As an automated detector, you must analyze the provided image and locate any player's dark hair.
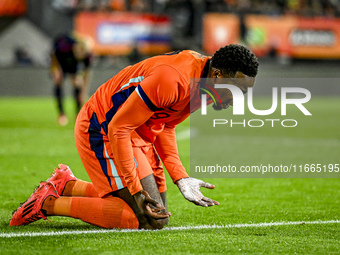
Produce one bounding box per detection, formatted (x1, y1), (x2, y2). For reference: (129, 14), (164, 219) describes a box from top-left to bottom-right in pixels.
(211, 44), (259, 77)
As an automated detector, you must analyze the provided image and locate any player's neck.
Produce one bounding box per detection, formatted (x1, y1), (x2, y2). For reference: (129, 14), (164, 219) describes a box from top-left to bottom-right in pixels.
(201, 59), (210, 78)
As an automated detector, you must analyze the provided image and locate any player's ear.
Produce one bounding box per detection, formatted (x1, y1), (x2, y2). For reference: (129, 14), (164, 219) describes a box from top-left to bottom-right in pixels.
(214, 69), (220, 78)
(213, 68), (222, 78)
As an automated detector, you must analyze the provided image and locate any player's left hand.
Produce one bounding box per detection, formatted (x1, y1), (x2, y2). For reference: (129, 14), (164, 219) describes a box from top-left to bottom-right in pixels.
(133, 190), (171, 219)
(176, 177), (219, 207)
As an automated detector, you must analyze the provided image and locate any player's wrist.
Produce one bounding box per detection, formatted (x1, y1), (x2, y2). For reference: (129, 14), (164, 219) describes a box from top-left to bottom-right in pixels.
(133, 190), (146, 201)
(175, 178), (185, 185)
(175, 177), (190, 185)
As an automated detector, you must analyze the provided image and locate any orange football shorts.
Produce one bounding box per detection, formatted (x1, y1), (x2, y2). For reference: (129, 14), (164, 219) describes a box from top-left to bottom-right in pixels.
(74, 102), (166, 198)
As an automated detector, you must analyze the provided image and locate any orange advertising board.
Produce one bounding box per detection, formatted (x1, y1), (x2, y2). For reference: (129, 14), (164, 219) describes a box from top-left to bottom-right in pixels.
(203, 13), (340, 59)
(0, 0), (27, 16)
(290, 17), (340, 58)
(203, 13), (239, 55)
(74, 12), (172, 56)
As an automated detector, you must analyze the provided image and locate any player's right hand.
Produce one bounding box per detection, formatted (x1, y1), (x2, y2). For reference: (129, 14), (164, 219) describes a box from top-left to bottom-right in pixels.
(133, 190), (171, 219)
(176, 177), (219, 207)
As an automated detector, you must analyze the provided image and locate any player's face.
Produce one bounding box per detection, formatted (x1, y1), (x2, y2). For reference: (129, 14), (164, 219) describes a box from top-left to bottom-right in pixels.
(208, 70), (255, 110)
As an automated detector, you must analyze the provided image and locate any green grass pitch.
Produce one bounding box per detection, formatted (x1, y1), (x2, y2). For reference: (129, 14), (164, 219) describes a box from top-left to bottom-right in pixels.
(0, 97), (339, 254)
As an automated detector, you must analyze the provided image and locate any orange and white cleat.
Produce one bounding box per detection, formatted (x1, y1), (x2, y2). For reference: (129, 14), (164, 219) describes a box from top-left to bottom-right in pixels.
(46, 164), (77, 195)
(10, 182), (59, 226)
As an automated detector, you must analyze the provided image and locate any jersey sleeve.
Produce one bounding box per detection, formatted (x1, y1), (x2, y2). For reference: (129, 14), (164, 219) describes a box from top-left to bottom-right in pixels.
(136, 65), (186, 110)
(108, 92), (155, 195)
(154, 124), (189, 183)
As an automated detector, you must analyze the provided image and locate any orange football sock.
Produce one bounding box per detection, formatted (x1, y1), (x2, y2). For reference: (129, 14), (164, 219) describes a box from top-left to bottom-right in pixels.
(51, 196), (139, 229)
(62, 180), (99, 197)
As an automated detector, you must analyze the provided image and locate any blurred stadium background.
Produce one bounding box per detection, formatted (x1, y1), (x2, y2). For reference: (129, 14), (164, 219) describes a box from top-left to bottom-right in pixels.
(0, 0), (340, 98)
(0, 3), (339, 253)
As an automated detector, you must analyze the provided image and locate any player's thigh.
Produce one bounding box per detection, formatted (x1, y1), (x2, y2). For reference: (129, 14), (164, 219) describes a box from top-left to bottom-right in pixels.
(74, 106), (121, 197)
(75, 112), (163, 199)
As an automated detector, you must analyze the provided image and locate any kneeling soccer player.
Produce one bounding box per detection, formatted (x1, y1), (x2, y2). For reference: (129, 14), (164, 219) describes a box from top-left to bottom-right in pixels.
(10, 44), (259, 229)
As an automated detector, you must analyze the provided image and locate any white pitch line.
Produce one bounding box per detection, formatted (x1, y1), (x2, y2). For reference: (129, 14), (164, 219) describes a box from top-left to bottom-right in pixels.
(1, 220), (339, 238)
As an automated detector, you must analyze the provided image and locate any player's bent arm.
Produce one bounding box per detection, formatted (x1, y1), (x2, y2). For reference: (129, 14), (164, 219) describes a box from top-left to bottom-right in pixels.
(154, 125), (189, 183)
(154, 126), (219, 207)
(108, 92), (154, 196)
(108, 92), (171, 220)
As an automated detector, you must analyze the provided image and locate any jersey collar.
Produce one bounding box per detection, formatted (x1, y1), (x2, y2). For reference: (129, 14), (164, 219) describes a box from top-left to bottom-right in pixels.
(201, 59), (210, 79)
